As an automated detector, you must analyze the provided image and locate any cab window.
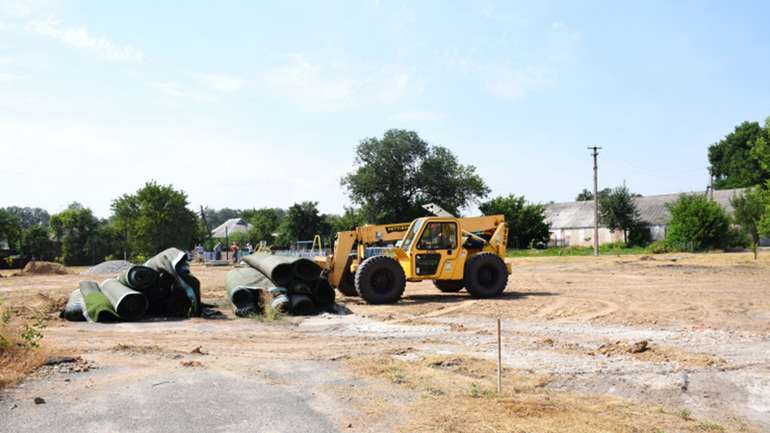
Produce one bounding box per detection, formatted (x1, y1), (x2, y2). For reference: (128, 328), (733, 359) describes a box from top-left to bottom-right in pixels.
(400, 219), (423, 251)
(416, 222), (457, 250)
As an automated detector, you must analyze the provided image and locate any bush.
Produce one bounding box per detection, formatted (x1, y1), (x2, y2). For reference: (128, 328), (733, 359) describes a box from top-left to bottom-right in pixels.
(479, 195), (550, 249)
(665, 194), (731, 251)
(628, 223), (653, 247)
(646, 240), (671, 254)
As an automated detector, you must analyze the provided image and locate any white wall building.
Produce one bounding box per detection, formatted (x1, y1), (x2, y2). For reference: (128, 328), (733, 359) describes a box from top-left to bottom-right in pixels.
(544, 189), (745, 247)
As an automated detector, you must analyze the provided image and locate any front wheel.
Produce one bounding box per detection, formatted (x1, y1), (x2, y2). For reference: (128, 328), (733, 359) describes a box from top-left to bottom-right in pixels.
(355, 256), (406, 304)
(464, 253), (508, 298)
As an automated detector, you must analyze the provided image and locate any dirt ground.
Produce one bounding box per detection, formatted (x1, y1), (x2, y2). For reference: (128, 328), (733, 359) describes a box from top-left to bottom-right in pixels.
(1, 252), (769, 432)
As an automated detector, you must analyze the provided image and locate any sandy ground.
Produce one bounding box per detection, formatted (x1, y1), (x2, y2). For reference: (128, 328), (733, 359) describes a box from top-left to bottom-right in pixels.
(1, 252), (769, 432)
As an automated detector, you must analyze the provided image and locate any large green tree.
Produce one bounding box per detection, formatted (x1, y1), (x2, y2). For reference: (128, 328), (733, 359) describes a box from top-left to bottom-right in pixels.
(243, 208), (285, 244)
(0, 209), (22, 251)
(49, 203), (100, 265)
(20, 224), (54, 261)
(599, 185), (641, 246)
(731, 187), (767, 259)
(479, 195), (550, 249)
(665, 194), (731, 251)
(342, 129), (489, 223)
(276, 202), (329, 246)
(708, 119), (770, 189)
(575, 188), (610, 202)
(750, 117), (770, 174)
(325, 207), (366, 234)
(112, 182), (199, 257)
(3, 207), (50, 229)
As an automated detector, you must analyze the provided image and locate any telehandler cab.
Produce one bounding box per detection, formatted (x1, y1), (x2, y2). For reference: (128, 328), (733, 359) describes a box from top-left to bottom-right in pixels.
(318, 214), (510, 304)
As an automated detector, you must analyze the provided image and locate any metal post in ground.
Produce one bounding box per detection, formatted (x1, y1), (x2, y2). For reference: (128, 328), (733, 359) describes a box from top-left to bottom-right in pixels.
(497, 317), (502, 393)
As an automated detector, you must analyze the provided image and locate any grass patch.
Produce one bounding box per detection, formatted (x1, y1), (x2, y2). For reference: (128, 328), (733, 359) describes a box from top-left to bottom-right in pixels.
(698, 421), (725, 432)
(0, 300), (47, 388)
(347, 353), (745, 433)
(507, 243), (649, 257)
(254, 292), (283, 322)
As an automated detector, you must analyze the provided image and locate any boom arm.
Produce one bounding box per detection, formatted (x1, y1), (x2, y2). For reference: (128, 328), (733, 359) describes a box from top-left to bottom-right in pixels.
(322, 222), (410, 288)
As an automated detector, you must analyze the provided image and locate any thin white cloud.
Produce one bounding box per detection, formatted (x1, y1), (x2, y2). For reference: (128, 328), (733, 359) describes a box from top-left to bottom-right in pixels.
(25, 19), (143, 62)
(264, 55), (353, 102)
(149, 81), (215, 104)
(0, 57), (13, 64)
(391, 110), (446, 122)
(481, 65), (553, 100)
(261, 54), (420, 110)
(551, 20), (580, 41)
(198, 73), (245, 93)
(151, 81), (188, 98)
(0, 72), (18, 82)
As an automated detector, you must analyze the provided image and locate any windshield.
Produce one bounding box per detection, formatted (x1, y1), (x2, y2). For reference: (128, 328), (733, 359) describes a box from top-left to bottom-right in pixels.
(400, 219), (424, 251)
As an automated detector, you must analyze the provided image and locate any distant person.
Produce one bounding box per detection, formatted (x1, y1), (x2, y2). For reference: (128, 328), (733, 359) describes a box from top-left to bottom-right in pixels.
(213, 242), (222, 261)
(230, 242), (239, 263)
(245, 242), (254, 255)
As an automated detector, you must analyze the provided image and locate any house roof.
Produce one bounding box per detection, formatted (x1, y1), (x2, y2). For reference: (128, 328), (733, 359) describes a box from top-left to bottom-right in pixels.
(211, 218), (253, 238)
(544, 188), (745, 230)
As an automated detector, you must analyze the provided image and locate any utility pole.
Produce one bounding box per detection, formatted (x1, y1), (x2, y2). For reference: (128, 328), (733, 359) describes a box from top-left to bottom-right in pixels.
(588, 146), (602, 256)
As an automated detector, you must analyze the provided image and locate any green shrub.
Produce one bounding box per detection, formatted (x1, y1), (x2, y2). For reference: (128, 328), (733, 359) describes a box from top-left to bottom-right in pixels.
(646, 240), (671, 254)
(665, 194), (731, 251)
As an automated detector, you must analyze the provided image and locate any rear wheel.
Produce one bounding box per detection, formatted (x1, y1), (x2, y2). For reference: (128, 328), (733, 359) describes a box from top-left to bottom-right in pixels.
(433, 280), (464, 293)
(355, 256), (406, 304)
(464, 253), (507, 298)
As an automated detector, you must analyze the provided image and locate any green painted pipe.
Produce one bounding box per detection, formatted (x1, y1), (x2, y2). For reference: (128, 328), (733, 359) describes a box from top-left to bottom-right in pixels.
(292, 258), (322, 282)
(225, 267), (271, 315)
(100, 278), (149, 321)
(144, 248), (200, 317)
(289, 294), (316, 316)
(243, 255), (294, 286)
(117, 265), (158, 291)
(60, 289), (86, 322)
(79, 280), (120, 323)
(311, 278), (335, 309)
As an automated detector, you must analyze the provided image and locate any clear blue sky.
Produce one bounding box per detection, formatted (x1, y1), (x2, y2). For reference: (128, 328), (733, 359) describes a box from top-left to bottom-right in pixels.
(1, 0), (768, 217)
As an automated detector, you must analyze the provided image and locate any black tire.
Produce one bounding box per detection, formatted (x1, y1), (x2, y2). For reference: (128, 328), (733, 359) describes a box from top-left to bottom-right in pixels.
(434, 280), (464, 293)
(464, 253), (508, 298)
(337, 271), (358, 296)
(336, 254), (358, 297)
(355, 255), (406, 304)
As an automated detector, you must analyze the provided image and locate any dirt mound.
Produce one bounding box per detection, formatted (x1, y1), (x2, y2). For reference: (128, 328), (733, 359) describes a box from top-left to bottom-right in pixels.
(22, 261), (68, 275)
(83, 260), (133, 275)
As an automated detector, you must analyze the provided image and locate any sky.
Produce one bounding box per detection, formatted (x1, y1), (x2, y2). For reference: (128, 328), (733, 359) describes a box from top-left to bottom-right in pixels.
(1, 0), (769, 218)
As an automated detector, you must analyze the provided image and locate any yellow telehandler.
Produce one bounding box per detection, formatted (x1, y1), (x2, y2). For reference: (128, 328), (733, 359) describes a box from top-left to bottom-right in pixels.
(317, 214), (510, 304)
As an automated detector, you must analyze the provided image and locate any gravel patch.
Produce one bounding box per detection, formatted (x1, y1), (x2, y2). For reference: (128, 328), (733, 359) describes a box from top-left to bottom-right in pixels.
(82, 260), (134, 275)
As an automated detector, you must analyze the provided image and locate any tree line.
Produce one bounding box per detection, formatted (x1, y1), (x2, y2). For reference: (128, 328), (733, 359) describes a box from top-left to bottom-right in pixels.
(3, 118), (768, 267)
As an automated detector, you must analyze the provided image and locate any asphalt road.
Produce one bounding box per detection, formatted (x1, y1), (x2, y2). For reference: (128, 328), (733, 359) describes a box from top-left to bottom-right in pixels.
(1, 369), (342, 433)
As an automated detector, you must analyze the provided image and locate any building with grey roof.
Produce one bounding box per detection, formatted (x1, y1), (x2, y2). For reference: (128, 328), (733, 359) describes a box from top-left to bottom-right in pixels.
(543, 188), (745, 247)
(211, 218), (253, 239)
